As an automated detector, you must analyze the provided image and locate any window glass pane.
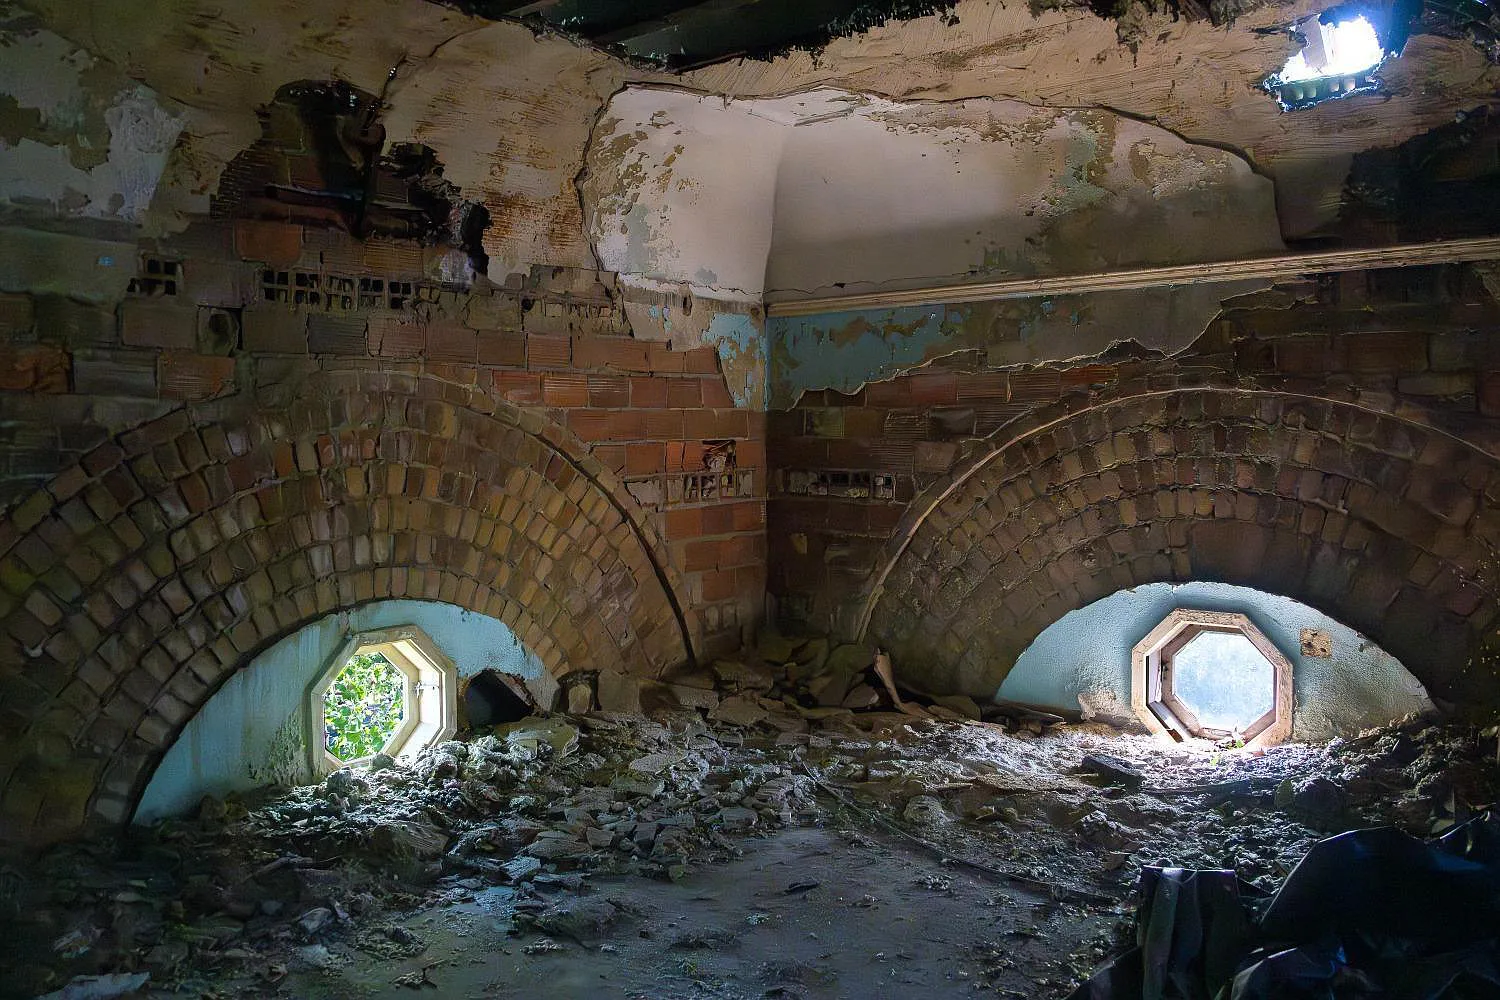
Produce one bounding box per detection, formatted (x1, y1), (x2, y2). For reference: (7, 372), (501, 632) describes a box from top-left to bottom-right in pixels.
(1171, 630), (1274, 732)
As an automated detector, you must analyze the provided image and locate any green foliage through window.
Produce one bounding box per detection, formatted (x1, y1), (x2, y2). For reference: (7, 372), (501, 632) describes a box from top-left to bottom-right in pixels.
(323, 651), (405, 762)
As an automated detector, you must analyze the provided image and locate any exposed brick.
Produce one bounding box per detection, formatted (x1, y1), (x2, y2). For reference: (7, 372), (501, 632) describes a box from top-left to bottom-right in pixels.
(625, 443), (663, 475)
(701, 377), (735, 408)
(241, 308), (308, 353)
(33, 296), (116, 347)
(307, 315), (368, 356)
(0, 292), (36, 340)
(542, 373), (588, 408)
(1479, 372), (1500, 417)
(369, 315), (423, 358)
(667, 378), (702, 408)
(120, 298), (196, 350)
(73, 349), (157, 397)
(234, 220), (303, 266)
(491, 371), (544, 405)
(0, 345), (68, 392)
(683, 348), (719, 375)
(1344, 331), (1428, 372)
(630, 376), (669, 408)
(159, 353), (236, 401)
(426, 319), (477, 363)
(587, 374), (630, 408)
(477, 332), (526, 367)
(527, 335), (571, 368)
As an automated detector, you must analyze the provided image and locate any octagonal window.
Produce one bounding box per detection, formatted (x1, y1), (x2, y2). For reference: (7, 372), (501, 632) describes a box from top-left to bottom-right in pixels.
(1168, 630), (1275, 734)
(1132, 609), (1293, 747)
(323, 651), (406, 762)
(306, 626), (458, 775)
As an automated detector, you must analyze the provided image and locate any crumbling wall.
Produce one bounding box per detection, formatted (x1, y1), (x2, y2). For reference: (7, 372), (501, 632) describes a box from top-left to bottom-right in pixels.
(132, 598), (545, 824)
(769, 265), (1500, 708)
(0, 211), (771, 849)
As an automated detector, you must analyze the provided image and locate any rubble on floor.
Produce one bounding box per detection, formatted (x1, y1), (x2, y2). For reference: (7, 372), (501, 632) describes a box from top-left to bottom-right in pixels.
(1, 641), (1496, 999)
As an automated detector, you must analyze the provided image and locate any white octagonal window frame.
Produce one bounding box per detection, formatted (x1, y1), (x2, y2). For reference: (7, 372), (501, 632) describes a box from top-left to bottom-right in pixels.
(307, 625), (458, 776)
(1131, 609), (1293, 748)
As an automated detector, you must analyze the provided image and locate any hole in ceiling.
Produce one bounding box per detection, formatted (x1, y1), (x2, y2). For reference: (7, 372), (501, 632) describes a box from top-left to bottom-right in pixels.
(1267, 14), (1389, 109)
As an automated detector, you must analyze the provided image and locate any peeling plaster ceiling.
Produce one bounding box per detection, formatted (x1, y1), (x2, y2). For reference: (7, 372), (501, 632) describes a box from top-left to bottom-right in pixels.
(1, 0), (1498, 281)
(583, 86), (1284, 301)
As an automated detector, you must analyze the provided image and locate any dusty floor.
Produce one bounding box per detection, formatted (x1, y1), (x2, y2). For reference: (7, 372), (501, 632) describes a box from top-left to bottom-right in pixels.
(276, 826), (1110, 999)
(3, 692), (1495, 1000)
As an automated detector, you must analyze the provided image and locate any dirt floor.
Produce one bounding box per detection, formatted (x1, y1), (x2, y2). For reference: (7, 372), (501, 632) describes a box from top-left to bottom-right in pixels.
(3, 669), (1496, 999)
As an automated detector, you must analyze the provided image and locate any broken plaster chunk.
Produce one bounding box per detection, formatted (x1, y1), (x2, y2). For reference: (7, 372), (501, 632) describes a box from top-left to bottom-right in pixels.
(902, 795), (951, 825)
(711, 695), (769, 728)
(841, 684), (880, 710)
(1078, 753), (1145, 790)
(931, 694), (983, 721)
(596, 671), (643, 714)
(566, 681), (595, 715)
(711, 659), (775, 695)
(667, 683), (720, 711)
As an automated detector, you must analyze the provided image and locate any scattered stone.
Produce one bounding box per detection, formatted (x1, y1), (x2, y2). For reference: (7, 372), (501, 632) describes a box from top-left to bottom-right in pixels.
(629, 751), (685, 775)
(1079, 753), (1145, 789)
(297, 907), (334, 937)
(293, 943), (337, 968)
(371, 818), (449, 860)
(755, 628), (805, 664)
(530, 898), (623, 945)
(793, 637), (830, 673)
(717, 806), (760, 828)
(841, 683), (881, 710)
(824, 643), (872, 678)
(523, 835), (591, 860)
(497, 717), (579, 756)
(500, 857), (543, 883)
(1291, 776), (1346, 820)
(596, 671), (643, 714)
(808, 670), (854, 707)
(932, 694), (983, 721)
(712, 660), (776, 695)
(903, 795), (951, 825)
(712, 695), (770, 728)
(667, 683), (720, 711)
(36, 973), (151, 1000)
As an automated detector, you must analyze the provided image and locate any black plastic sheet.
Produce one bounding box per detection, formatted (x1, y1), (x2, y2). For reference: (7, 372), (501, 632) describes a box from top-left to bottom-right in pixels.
(1068, 812), (1500, 1000)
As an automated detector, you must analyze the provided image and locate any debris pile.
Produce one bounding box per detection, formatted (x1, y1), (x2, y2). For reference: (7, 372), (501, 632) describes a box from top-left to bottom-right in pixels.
(1, 641), (1495, 999)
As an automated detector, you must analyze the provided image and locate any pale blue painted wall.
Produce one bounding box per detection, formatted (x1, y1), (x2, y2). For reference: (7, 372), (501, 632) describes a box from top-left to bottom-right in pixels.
(999, 581), (1432, 741)
(134, 600), (542, 824)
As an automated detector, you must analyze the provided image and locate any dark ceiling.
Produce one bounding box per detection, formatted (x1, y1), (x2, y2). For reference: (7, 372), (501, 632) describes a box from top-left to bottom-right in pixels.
(445, 0), (958, 71)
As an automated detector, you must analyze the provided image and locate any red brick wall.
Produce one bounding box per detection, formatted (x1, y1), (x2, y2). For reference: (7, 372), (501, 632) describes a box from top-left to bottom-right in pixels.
(0, 219), (764, 847)
(769, 266), (1500, 706)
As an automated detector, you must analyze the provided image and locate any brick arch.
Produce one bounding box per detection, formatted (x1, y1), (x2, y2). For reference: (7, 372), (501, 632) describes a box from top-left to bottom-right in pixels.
(860, 383), (1500, 707)
(0, 368), (694, 847)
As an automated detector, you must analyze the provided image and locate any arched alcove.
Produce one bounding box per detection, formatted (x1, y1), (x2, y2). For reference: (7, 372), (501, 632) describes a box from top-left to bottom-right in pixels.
(0, 368), (696, 848)
(1000, 581), (1433, 743)
(133, 599), (547, 824)
(859, 384), (1500, 706)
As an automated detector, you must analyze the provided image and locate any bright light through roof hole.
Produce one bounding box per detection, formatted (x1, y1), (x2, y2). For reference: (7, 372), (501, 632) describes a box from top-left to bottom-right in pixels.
(1278, 16), (1383, 83)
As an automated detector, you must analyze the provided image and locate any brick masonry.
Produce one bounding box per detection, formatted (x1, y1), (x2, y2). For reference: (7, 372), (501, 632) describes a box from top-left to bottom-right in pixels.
(0, 219), (764, 848)
(769, 267), (1500, 707)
